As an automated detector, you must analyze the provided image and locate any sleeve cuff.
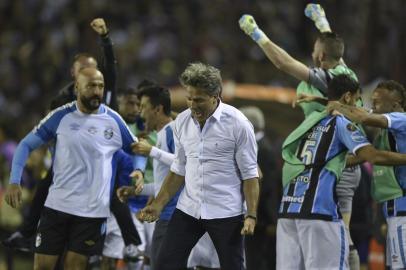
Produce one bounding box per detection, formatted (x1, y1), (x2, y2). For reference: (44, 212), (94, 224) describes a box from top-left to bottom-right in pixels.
(384, 114), (392, 128)
(353, 142), (371, 155)
(149, 146), (160, 159)
(170, 163), (186, 176)
(241, 169), (259, 181)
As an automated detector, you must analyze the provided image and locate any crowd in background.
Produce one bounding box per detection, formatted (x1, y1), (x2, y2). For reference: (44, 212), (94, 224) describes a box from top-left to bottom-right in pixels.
(0, 0), (403, 269)
(0, 0), (404, 137)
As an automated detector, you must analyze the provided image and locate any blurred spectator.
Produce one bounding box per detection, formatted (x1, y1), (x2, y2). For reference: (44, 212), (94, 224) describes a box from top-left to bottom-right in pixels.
(240, 106), (281, 270)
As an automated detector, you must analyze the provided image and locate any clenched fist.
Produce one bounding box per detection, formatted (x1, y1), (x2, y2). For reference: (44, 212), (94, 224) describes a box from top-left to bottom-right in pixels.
(90, 18), (108, 35)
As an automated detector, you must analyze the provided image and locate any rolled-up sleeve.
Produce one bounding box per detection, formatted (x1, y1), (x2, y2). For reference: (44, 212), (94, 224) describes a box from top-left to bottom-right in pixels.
(170, 121), (186, 176)
(235, 119), (259, 180)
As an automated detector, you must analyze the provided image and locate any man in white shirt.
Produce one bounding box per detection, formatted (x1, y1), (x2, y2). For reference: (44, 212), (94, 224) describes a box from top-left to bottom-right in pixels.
(4, 68), (146, 270)
(138, 63), (260, 270)
(119, 83), (221, 270)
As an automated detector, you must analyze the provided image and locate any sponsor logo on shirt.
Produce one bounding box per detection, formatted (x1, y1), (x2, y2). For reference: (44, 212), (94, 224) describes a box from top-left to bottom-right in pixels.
(292, 175), (310, 184)
(70, 123), (81, 131)
(88, 126), (98, 134)
(104, 128), (114, 140)
(351, 133), (365, 143)
(281, 195), (304, 203)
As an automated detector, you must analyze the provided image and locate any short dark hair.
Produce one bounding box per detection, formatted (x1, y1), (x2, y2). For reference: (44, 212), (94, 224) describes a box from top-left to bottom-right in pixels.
(377, 80), (406, 108)
(179, 62), (222, 96)
(317, 32), (344, 62)
(117, 87), (138, 98)
(137, 79), (157, 91)
(49, 94), (74, 110)
(327, 74), (360, 100)
(137, 85), (171, 116)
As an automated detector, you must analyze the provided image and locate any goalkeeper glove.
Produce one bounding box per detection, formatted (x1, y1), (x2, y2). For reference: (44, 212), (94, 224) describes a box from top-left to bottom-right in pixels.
(304, 4), (332, 33)
(239, 14), (269, 46)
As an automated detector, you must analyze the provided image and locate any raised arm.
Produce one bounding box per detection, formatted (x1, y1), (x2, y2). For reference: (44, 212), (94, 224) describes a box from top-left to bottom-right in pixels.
(5, 132), (46, 208)
(239, 15), (310, 82)
(90, 18), (118, 110)
(327, 101), (388, 128)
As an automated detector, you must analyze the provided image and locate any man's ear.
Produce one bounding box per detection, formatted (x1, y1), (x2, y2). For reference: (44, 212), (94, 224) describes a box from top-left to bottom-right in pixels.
(74, 82), (79, 95)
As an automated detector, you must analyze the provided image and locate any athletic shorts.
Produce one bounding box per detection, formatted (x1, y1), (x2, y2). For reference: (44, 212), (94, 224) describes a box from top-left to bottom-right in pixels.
(386, 216), (406, 269)
(276, 218), (349, 270)
(336, 165), (361, 213)
(34, 207), (106, 256)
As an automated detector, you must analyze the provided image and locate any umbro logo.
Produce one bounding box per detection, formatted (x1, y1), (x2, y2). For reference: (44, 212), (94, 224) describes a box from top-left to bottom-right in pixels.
(69, 123), (81, 131)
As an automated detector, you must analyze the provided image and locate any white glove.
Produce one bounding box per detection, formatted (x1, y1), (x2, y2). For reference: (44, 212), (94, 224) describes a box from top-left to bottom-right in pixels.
(304, 4), (332, 33)
(239, 14), (269, 45)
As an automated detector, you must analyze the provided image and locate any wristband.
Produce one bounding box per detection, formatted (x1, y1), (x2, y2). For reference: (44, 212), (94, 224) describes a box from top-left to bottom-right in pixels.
(245, 215), (257, 221)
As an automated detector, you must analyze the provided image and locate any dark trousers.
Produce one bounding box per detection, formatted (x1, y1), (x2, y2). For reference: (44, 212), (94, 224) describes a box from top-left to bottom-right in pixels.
(19, 169), (141, 246)
(155, 209), (244, 270)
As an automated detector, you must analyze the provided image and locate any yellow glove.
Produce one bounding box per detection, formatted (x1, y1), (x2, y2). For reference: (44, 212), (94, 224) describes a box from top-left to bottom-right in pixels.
(239, 14), (268, 45)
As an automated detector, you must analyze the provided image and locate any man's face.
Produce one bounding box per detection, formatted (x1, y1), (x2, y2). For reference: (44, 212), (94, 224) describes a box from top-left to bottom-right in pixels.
(339, 89), (361, 107)
(372, 87), (398, 114)
(118, 94), (139, 123)
(312, 39), (323, 68)
(139, 96), (157, 131)
(185, 86), (218, 124)
(71, 57), (98, 79)
(76, 71), (104, 111)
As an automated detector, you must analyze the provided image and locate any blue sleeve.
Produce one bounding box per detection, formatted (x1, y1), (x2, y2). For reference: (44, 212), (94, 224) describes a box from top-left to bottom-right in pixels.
(133, 155), (148, 172)
(335, 116), (370, 155)
(10, 132), (46, 184)
(385, 112), (406, 132)
(116, 151), (133, 187)
(165, 125), (175, 154)
(107, 110), (137, 154)
(33, 107), (69, 142)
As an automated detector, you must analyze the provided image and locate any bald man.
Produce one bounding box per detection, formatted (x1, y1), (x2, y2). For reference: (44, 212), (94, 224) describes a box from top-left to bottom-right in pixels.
(4, 68), (146, 270)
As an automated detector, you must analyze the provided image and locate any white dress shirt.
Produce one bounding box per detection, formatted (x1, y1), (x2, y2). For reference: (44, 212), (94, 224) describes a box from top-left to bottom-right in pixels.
(171, 101), (258, 219)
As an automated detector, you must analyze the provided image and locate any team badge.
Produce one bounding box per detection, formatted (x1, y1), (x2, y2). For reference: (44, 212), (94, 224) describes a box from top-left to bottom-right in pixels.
(104, 128), (114, 140)
(35, 233), (41, 247)
(346, 123), (357, 132)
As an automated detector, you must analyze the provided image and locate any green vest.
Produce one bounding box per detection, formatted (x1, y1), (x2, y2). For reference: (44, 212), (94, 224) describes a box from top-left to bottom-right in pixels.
(128, 124), (157, 185)
(372, 128), (404, 202)
(281, 111), (347, 188)
(297, 64), (360, 117)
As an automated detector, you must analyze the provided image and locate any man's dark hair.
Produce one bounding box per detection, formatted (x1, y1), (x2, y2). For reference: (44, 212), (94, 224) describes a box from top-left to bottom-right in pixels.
(317, 32), (344, 62)
(327, 74), (360, 100)
(137, 79), (157, 91)
(117, 87), (138, 98)
(50, 94), (74, 110)
(377, 80), (406, 108)
(137, 85), (171, 116)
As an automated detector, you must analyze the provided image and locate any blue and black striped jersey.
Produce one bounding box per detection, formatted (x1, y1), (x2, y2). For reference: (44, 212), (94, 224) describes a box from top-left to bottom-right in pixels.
(279, 115), (369, 221)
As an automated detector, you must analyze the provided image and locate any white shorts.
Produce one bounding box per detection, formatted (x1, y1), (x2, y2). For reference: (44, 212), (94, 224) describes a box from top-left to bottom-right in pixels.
(187, 233), (220, 268)
(276, 218), (349, 270)
(102, 213), (155, 259)
(386, 216), (406, 269)
(133, 215), (155, 257)
(103, 214), (125, 259)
